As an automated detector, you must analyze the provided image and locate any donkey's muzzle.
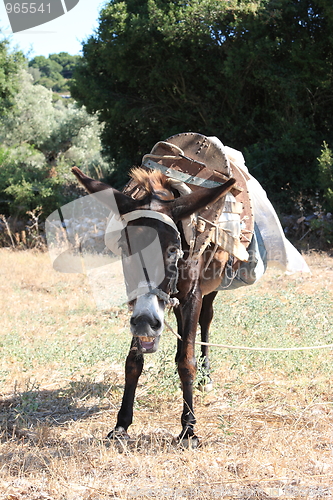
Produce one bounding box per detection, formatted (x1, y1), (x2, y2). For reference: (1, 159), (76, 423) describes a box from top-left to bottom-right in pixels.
(135, 335), (161, 354)
(130, 314), (161, 336)
(130, 314), (162, 353)
(130, 292), (165, 353)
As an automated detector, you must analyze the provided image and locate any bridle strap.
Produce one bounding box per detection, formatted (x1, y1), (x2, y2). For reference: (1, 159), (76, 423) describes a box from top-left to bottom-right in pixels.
(127, 287), (179, 307)
(121, 210), (181, 306)
(121, 209), (180, 237)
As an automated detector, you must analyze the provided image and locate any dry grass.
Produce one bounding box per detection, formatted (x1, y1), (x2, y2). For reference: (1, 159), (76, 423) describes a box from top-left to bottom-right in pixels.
(0, 249), (333, 499)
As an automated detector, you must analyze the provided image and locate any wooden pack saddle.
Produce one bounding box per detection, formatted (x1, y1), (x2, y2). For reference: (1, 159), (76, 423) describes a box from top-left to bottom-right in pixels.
(123, 133), (254, 263)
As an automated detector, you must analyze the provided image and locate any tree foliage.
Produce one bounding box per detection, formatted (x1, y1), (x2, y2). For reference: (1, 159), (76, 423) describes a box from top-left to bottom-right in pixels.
(28, 52), (81, 92)
(49, 52), (81, 79)
(71, 0), (333, 209)
(0, 70), (109, 217)
(318, 142), (333, 212)
(0, 38), (25, 115)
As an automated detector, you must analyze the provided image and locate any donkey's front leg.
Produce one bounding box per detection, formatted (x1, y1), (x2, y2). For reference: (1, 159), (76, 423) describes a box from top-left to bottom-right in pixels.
(107, 339), (143, 439)
(176, 292), (202, 446)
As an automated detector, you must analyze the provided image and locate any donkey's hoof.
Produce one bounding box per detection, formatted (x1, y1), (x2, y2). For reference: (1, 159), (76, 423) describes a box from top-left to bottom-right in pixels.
(106, 427), (130, 440)
(198, 382), (214, 392)
(176, 430), (199, 449)
(198, 378), (213, 393)
(177, 435), (199, 449)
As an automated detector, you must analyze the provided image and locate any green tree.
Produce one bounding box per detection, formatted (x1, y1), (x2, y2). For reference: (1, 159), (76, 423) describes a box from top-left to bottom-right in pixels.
(29, 55), (66, 90)
(71, 0), (333, 208)
(0, 70), (110, 217)
(2, 70), (55, 147)
(238, 0), (333, 208)
(27, 66), (41, 83)
(0, 143), (62, 217)
(49, 52), (81, 79)
(28, 52), (81, 92)
(0, 38), (25, 115)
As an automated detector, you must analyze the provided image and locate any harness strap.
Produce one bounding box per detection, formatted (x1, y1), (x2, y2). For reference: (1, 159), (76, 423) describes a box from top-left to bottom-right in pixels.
(127, 287), (179, 307)
(121, 209), (180, 237)
(197, 215), (249, 262)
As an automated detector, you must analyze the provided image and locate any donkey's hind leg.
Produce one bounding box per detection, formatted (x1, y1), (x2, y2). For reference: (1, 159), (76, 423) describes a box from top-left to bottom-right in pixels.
(198, 291), (218, 392)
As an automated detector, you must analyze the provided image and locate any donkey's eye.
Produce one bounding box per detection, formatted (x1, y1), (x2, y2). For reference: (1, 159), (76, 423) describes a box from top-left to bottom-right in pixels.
(167, 246), (179, 259)
(168, 246), (178, 253)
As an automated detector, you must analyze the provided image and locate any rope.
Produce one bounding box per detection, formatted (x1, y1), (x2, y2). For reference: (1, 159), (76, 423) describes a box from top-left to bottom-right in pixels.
(164, 320), (333, 352)
(218, 257), (238, 289)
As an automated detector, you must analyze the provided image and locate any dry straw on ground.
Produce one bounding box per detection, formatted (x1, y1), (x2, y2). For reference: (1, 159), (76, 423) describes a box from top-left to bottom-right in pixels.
(0, 249), (332, 499)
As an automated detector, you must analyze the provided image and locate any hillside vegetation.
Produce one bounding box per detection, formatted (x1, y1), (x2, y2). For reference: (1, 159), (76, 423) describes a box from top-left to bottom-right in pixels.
(0, 43), (111, 224)
(28, 52), (81, 93)
(1, 0), (333, 248)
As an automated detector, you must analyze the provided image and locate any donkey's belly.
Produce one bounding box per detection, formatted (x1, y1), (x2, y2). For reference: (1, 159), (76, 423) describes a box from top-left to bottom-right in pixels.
(200, 276), (223, 296)
(199, 252), (228, 296)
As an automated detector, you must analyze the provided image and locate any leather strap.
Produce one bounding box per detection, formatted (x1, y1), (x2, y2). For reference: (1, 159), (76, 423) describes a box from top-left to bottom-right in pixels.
(121, 209), (180, 236)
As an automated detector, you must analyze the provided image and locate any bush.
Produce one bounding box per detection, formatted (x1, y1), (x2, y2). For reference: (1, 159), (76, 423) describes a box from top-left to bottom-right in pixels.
(318, 142), (333, 213)
(0, 69), (112, 220)
(0, 144), (77, 218)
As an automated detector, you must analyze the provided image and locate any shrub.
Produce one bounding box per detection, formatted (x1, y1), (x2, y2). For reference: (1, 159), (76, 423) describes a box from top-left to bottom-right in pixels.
(0, 144), (75, 217)
(318, 142), (333, 213)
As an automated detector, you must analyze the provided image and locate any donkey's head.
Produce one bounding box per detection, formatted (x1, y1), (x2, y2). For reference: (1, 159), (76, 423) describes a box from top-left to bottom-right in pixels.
(72, 166), (235, 353)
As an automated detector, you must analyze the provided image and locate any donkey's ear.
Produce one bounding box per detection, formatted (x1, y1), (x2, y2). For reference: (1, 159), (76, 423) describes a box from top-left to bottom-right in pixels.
(170, 178), (236, 222)
(72, 167), (140, 215)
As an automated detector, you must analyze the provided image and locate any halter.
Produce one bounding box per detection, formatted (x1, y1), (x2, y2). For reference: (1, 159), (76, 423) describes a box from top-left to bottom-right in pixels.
(121, 209), (180, 237)
(121, 209), (182, 306)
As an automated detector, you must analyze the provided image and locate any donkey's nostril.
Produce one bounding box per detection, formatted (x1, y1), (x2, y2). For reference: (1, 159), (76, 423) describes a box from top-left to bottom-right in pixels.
(130, 314), (161, 331)
(130, 316), (137, 326)
(151, 318), (161, 331)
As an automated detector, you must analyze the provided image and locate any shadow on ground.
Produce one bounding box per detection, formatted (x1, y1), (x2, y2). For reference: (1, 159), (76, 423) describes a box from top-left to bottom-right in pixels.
(0, 380), (121, 442)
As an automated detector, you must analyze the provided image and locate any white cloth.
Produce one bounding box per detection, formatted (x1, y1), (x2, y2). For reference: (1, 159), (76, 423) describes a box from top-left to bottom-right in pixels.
(223, 144), (310, 274)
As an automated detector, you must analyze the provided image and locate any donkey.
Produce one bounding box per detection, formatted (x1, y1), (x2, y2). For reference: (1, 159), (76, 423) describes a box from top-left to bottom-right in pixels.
(72, 166), (236, 445)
